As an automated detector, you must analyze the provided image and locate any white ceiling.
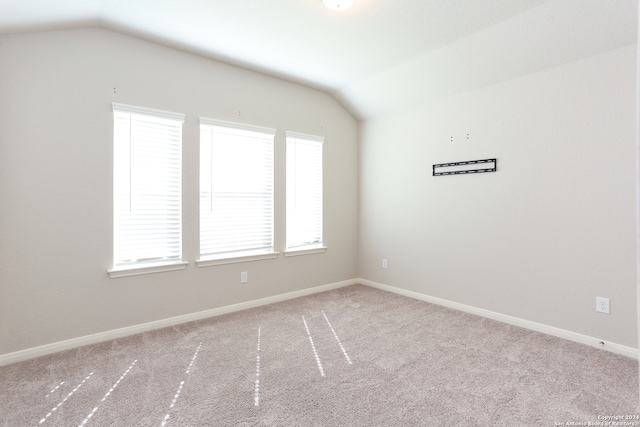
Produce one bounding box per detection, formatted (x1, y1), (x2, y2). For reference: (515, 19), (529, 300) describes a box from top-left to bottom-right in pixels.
(0, 0), (637, 119)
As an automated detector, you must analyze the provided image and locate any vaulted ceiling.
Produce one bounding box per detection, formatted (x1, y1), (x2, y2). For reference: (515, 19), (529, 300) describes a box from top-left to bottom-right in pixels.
(0, 0), (637, 119)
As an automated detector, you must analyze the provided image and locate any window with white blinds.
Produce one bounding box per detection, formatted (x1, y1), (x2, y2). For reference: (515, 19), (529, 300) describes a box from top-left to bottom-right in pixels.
(199, 119), (276, 262)
(286, 132), (324, 253)
(110, 103), (186, 276)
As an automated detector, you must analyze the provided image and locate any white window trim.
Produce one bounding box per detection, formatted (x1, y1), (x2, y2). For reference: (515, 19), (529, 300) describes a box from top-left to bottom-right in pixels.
(199, 117), (276, 137)
(112, 103), (185, 121)
(110, 103), (187, 277)
(196, 249), (280, 267)
(199, 118), (276, 262)
(108, 260), (189, 279)
(285, 131), (325, 253)
(285, 131), (324, 143)
(283, 245), (327, 257)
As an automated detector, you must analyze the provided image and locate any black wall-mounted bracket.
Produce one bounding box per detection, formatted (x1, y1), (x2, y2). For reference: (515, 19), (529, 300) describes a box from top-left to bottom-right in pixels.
(433, 158), (497, 176)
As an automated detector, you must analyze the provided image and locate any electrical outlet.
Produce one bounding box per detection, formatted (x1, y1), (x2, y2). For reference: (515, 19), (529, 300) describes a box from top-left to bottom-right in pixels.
(596, 297), (610, 314)
(241, 272), (248, 284)
(382, 259), (388, 269)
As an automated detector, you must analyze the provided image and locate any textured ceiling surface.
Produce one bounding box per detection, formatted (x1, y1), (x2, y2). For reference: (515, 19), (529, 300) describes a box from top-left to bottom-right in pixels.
(0, 0), (637, 119)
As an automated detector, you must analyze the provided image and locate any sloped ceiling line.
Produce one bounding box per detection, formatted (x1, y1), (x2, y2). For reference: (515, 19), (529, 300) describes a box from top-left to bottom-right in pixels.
(0, 0), (636, 120)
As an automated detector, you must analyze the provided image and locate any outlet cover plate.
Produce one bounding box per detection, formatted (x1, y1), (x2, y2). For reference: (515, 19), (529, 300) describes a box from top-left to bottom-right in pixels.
(596, 297), (610, 314)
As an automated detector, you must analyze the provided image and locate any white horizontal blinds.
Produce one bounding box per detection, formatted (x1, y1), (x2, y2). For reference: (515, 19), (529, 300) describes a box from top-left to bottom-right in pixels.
(113, 103), (184, 267)
(200, 119), (275, 257)
(286, 132), (324, 250)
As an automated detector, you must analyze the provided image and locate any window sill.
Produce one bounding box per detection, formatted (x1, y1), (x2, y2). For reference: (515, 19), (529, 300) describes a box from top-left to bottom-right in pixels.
(283, 246), (327, 257)
(196, 250), (280, 267)
(108, 260), (189, 278)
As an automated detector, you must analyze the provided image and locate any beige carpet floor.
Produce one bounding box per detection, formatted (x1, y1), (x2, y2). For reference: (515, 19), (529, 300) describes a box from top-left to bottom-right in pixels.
(1, 284), (638, 426)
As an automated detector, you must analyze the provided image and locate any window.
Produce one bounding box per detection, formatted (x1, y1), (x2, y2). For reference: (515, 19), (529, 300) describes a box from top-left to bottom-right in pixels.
(109, 103), (187, 278)
(198, 119), (277, 266)
(285, 132), (325, 255)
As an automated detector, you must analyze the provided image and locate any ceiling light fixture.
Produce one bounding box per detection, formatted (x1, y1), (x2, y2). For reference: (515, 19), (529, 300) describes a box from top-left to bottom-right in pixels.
(322, 0), (354, 11)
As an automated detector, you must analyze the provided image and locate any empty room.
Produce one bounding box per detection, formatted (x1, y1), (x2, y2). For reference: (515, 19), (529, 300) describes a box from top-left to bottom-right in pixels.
(1, 0), (639, 425)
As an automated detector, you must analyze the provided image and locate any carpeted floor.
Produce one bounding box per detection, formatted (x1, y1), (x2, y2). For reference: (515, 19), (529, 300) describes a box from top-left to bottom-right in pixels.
(1, 284), (638, 426)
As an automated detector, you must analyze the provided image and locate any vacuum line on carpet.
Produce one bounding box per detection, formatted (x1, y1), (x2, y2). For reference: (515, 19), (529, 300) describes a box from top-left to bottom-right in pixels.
(38, 371), (94, 425)
(78, 359), (137, 427)
(161, 381), (185, 427)
(302, 315), (325, 377)
(161, 342), (203, 426)
(186, 342), (203, 374)
(321, 310), (353, 365)
(254, 327), (261, 407)
(45, 381), (64, 398)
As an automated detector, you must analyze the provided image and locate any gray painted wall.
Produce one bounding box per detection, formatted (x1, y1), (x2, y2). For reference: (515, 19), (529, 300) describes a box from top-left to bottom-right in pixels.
(359, 45), (638, 348)
(0, 28), (359, 355)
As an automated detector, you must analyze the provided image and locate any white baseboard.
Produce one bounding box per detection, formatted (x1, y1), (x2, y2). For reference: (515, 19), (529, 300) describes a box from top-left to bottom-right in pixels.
(3, 278), (635, 366)
(359, 279), (639, 360)
(0, 279), (358, 366)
